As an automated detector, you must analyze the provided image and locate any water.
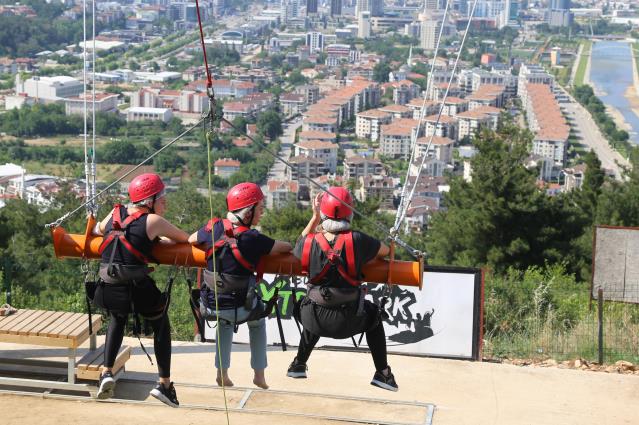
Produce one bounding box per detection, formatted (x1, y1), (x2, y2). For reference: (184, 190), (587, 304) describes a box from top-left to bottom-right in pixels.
(589, 41), (639, 144)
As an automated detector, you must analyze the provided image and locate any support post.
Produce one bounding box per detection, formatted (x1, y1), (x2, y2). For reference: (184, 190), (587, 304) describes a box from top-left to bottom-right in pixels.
(68, 348), (76, 384)
(597, 288), (604, 365)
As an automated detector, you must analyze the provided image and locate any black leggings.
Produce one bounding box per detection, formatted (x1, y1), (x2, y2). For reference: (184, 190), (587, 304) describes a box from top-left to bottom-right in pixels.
(104, 311), (172, 378)
(295, 301), (389, 372)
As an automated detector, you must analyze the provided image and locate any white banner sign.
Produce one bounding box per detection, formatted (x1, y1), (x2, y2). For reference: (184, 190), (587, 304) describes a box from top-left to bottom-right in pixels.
(205, 267), (483, 360)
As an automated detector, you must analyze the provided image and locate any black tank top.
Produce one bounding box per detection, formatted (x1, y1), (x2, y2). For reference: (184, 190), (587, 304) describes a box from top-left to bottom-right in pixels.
(100, 207), (154, 265)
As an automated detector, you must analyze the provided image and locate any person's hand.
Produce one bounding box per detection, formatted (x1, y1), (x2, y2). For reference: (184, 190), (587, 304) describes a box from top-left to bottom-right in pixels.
(312, 193), (322, 217)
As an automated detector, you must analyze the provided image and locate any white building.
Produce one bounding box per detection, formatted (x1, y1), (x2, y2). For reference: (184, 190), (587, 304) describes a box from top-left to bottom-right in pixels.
(126, 107), (173, 123)
(420, 19), (442, 51)
(355, 109), (392, 141)
(306, 32), (324, 52)
(358, 11), (372, 39)
(18, 76), (83, 101)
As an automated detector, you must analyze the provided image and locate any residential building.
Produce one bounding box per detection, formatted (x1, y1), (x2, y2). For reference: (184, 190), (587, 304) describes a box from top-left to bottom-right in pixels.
(298, 131), (338, 143)
(266, 179), (299, 209)
(295, 85), (320, 105)
(380, 118), (421, 159)
(456, 106), (500, 140)
(214, 158), (241, 178)
(306, 32), (324, 52)
(280, 93), (306, 116)
(423, 114), (458, 140)
(344, 156), (384, 180)
(357, 175), (394, 209)
(302, 115), (338, 133)
(355, 109), (392, 141)
(295, 140), (339, 173)
(287, 155), (326, 180)
(415, 136), (454, 163)
(377, 104), (412, 119)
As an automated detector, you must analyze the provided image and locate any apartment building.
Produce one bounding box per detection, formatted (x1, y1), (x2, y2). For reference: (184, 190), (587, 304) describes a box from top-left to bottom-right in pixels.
(357, 175), (394, 209)
(344, 156), (384, 180)
(355, 109), (392, 141)
(214, 158), (241, 178)
(295, 140), (339, 173)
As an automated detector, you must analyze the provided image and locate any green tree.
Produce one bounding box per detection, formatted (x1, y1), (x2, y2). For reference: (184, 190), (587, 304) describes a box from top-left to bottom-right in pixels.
(373, 61), (391, 83)
(257, 109), (283, 140)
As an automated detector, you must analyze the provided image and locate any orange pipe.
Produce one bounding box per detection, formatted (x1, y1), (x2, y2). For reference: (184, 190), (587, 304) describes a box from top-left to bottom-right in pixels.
(51, 226), (423, 288)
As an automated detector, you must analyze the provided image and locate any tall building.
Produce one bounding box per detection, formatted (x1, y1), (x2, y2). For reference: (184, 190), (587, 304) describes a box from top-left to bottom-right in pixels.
(550, 0), (570, 10)
(424, 0), (441, 11)
(281, 0), (300, 22)
(356, 0), (383, 17)
(306, 32), (324, 52)
(420, 19), (442, 50)
(358, 11), (372, 38)
(306, 0), (318, 14)
(330, 0), (342, 16)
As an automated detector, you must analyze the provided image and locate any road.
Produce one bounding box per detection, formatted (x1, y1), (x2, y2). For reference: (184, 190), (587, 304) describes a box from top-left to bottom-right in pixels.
(561, 90), (630, 179)
(261, 117), (301, 196)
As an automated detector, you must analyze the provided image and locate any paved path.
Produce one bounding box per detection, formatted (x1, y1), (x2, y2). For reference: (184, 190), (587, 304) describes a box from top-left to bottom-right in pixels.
(561, 89), (630, 179)
(1, 337), (638, 425)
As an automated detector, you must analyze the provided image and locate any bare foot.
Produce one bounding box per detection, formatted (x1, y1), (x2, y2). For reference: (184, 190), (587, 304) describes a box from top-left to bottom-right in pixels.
(253, 378), (269, 389)
(216, 375), (234, 387)
(253, 369), (268, 389)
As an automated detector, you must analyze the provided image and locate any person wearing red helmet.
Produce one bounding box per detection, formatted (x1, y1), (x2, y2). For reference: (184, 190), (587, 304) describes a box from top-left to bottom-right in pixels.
(287, 187), (398, 392)
(91, 173), (189, 406)
(189, 182), (291, 389)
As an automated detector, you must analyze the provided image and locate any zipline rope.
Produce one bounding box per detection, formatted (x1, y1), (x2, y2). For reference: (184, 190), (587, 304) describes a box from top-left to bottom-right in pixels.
(393, 0), (451, 234)
(45, 116), (207, 228)
(394, 0), (479, 231)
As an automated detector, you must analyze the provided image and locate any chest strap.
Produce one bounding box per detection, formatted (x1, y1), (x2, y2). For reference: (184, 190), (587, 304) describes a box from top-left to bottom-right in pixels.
(301, 232), (360, 287)
(98, 204), (151, 265)
(204, 218), (265, 280)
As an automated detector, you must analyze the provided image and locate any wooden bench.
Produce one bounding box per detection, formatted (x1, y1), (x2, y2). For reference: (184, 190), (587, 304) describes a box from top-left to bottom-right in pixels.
(0, 309), (107, 394)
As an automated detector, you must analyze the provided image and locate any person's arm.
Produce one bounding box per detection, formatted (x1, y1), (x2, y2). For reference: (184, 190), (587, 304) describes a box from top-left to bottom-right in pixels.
(93, 211), (113, 235)
(301, 193), (322, 237)
(146, 215), (189, 243)
(376, 242), (390, 258)
(270, 240), (292, 254)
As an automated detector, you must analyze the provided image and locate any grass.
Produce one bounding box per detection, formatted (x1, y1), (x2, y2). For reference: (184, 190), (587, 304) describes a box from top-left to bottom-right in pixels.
(573, 40), (592, 87)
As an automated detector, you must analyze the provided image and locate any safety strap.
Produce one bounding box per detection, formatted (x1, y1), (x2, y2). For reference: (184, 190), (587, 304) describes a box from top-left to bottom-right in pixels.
(302, 232), (360, 287)
(98, 205), (151, 265)
(205, 218), (263, 279)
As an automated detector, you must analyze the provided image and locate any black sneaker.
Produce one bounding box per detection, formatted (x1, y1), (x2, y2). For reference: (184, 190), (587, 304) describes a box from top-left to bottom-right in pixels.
(370, 367), (398, 392)
(286, 358), (308, 378)
(96, 371), (116, 400)
(150, 382), (179, 408)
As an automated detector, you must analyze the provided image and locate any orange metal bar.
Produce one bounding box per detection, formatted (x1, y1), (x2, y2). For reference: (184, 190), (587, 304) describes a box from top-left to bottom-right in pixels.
(51, 226), (423, 288)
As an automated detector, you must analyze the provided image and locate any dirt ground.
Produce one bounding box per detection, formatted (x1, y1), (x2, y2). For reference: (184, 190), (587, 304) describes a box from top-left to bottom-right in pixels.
(1, 336), (638, 425)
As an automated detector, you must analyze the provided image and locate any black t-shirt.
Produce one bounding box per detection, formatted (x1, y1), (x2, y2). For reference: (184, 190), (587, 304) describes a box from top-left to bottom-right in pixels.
(101, 208), (154, 265)
(196, 220), (276, 275)
(293, 230), (381, 288)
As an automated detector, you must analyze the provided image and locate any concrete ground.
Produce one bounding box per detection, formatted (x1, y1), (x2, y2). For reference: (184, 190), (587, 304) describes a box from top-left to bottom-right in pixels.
(1, 336), (638, 425)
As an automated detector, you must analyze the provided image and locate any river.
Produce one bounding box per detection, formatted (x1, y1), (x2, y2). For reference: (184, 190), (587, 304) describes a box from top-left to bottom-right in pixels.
(589, 40), (639, 144)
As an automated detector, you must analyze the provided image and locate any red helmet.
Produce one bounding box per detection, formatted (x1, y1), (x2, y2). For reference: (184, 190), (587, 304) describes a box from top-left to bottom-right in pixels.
(320, 187), (353, 220)
(227, 182), (264, 211)
(128, 173), (165, 203)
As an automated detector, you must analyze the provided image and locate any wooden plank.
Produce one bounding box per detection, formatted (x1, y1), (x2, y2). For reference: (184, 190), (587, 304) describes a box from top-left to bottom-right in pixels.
(86, 352), (105, 371)
(77, 348), (104, 370)
(57, 314), (92, 339)
(76, 346), (131, 381)
(47, 313), (85, 338)
(0, 310), (32, 331)
(5, 310), (44, 334)
(30, 311), (67, 336)
(39, 312), (77, 336)
(18, 310), (57, 336)
(7, 310), (46, 335)
(0, 332), (75, 348)
(70, 316), (102, 347)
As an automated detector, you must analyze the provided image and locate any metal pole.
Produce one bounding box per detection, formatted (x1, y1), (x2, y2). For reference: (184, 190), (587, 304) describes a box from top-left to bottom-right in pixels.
(597, 288), (604, 365)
